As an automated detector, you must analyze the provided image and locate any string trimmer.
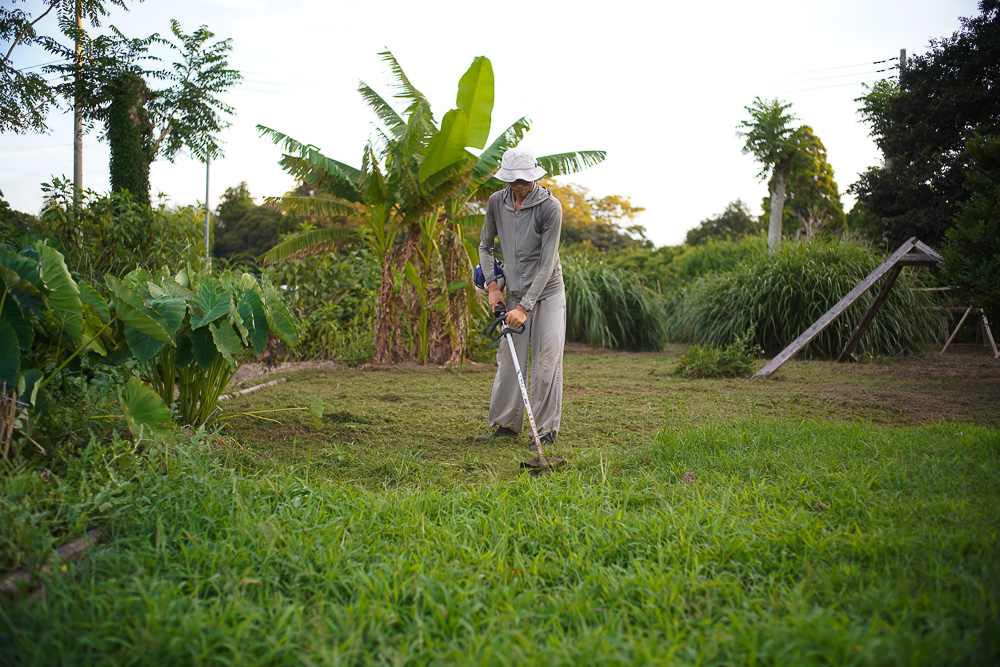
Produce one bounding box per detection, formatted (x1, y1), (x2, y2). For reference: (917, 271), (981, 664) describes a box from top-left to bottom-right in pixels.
(488, 305), (566, 477)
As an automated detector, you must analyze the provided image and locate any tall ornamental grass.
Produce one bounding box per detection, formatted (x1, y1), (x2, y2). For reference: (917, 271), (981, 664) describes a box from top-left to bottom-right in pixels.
(562, 256), (667, 351)
(667, 240), (942, 358)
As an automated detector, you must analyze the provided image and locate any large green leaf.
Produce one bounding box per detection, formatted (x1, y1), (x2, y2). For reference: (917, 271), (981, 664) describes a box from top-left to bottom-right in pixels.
(1, 289), (34, 350)
(358, 83), (405, 136)
(419, 109), (473, 183)
(79, 283), (110, 324)
(229, 300), (249, 345)
(472, 116), (531, 181)
(147, 297), (187, 337)
(237, 289), (268, 356)
(536, 151), (608, 176)
(0, 248), (41, 286)
(190, 283), (230, 329)
(81, 307), (108, 356)
(456, 56), (494, 149)
(261, 276), (298, 346)
(190, 326), (218, 370)
(106, 276), (173, 344)
(120, 377), (172, 440)
(259, 227), (354, 266)
(0, 319), (19, 389)
(35, 242), (82, 348)
(122, 268), (155, 291)
(124, 324), (167, 363)
(209, 321), (245, 369)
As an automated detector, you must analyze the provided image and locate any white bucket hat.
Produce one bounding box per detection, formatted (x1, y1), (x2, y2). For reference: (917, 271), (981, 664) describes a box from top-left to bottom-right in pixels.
(494, 147), (547, 183)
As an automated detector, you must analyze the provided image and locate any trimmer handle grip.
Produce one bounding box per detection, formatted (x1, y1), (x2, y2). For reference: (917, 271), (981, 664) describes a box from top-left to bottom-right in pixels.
(487, 304), (525, 341)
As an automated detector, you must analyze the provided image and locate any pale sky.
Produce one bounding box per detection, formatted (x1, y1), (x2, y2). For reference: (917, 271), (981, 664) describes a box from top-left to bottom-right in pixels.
(0, 0), (981, 247)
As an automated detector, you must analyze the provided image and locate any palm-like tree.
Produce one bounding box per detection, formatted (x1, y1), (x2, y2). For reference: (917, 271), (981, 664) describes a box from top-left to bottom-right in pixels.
(259, 52), (605, 365)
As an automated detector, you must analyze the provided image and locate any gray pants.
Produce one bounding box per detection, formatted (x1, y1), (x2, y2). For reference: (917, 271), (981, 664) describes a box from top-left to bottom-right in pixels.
(488, 290), (565, 438)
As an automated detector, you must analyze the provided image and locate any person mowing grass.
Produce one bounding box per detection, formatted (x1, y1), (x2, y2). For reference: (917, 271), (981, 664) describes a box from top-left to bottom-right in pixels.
(476, 147), (566, 447)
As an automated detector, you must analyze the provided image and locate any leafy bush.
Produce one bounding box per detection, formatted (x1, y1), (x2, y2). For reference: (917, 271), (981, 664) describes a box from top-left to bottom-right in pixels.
(675, 326), (763, 378)
(35, 178), (207, 283)
(667, 240), (941, 358)
(563, 256), (667, 351)
(941, 134), (1000, 327)
(264, 248), (378, 364)
(610, 236), (765, 295)
(664, 236), (766, 290)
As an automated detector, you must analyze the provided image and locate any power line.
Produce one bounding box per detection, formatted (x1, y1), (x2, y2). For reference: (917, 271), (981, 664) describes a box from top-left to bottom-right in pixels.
(766, 66), (897, 86)
(767, 57), (898, 77)
(15, 58), (70, 72)
(772, 76), (897, 95)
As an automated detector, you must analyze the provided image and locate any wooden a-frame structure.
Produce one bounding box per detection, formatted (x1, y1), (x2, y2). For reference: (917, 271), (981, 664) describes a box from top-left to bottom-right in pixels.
(754, 237), (944, 378)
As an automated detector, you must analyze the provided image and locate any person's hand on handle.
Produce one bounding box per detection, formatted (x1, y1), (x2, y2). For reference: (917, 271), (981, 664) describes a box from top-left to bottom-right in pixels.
(506, 305), (528, 328)
(488, 281), (505, 312)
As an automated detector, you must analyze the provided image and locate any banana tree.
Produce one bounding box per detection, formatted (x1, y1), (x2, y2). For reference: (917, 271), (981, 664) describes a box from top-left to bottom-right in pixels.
(258, 51), (605, 365)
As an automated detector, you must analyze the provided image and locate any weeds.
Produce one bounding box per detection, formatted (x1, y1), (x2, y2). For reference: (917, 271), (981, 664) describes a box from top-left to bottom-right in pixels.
(674, 325), (763, 378)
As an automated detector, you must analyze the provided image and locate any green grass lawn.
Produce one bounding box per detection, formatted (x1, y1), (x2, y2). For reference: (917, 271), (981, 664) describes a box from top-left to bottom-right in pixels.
(2, 346), (998, 664)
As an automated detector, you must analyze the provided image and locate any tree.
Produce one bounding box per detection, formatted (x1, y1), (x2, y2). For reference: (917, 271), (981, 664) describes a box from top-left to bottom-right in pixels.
(850, 1), (1000, 246)
(940, 134), (1000, 328)
(685, 199), (761, 246)
(540, 179), (647, 252)
(212, 183), (289, 265)
(0, 0), (133, 134)
(48, 19), (240, 202)
(760, 126), (845, 240)
(105, 70), (153, 200)
(258, 52), (605, 366)
(737, 97), (799, 249)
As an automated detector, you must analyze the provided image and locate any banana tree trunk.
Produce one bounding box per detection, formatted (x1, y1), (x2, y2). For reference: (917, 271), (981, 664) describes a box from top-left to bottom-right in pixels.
(371, 226), (471, 367)
(371, 258), (399, 365)
(427, 231), (470, 366)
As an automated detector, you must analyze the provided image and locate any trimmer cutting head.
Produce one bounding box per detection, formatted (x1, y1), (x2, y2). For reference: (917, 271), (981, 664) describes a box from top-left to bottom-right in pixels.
(520, 456), (567, 477)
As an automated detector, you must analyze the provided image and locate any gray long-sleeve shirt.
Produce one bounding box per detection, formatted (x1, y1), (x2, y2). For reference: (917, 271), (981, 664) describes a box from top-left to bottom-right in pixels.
(478, 184), (564, 312)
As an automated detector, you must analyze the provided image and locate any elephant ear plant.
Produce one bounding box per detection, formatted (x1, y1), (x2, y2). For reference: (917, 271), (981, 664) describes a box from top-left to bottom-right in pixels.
(1, 241), (135, 453)
(2, 241), (313, 459)
(110, 267), (303, 427)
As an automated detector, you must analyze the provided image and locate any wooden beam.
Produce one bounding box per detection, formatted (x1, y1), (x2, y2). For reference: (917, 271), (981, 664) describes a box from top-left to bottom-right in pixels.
(940, 306), (974, 355)
(913, 239), (944, 262)
(754, 238), (918, 378)
(838, 265), (903, 362)
(980, 312), (999, 358)
(899, 254), (944, 265)
(0, 528), (103, 600)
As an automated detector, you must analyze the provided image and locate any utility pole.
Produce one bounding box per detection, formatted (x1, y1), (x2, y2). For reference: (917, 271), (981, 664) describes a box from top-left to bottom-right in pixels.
(204, 155), (211, 265)
(899, 48), (907, 79)
(73, 0), (83, 206)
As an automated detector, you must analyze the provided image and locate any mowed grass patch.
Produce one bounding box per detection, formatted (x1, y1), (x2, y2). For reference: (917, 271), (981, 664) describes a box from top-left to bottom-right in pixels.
(215, 345), (1000, 488)
(3, 420), (997, 665)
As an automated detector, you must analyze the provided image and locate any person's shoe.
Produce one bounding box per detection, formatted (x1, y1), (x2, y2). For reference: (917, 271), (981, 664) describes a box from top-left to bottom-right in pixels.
(475, 426), (518, 443)
(533, 432), (556, 449)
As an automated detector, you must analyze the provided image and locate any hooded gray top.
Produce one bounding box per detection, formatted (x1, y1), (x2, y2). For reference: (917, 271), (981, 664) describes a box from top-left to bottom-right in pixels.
(478, 183), (564, 312)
